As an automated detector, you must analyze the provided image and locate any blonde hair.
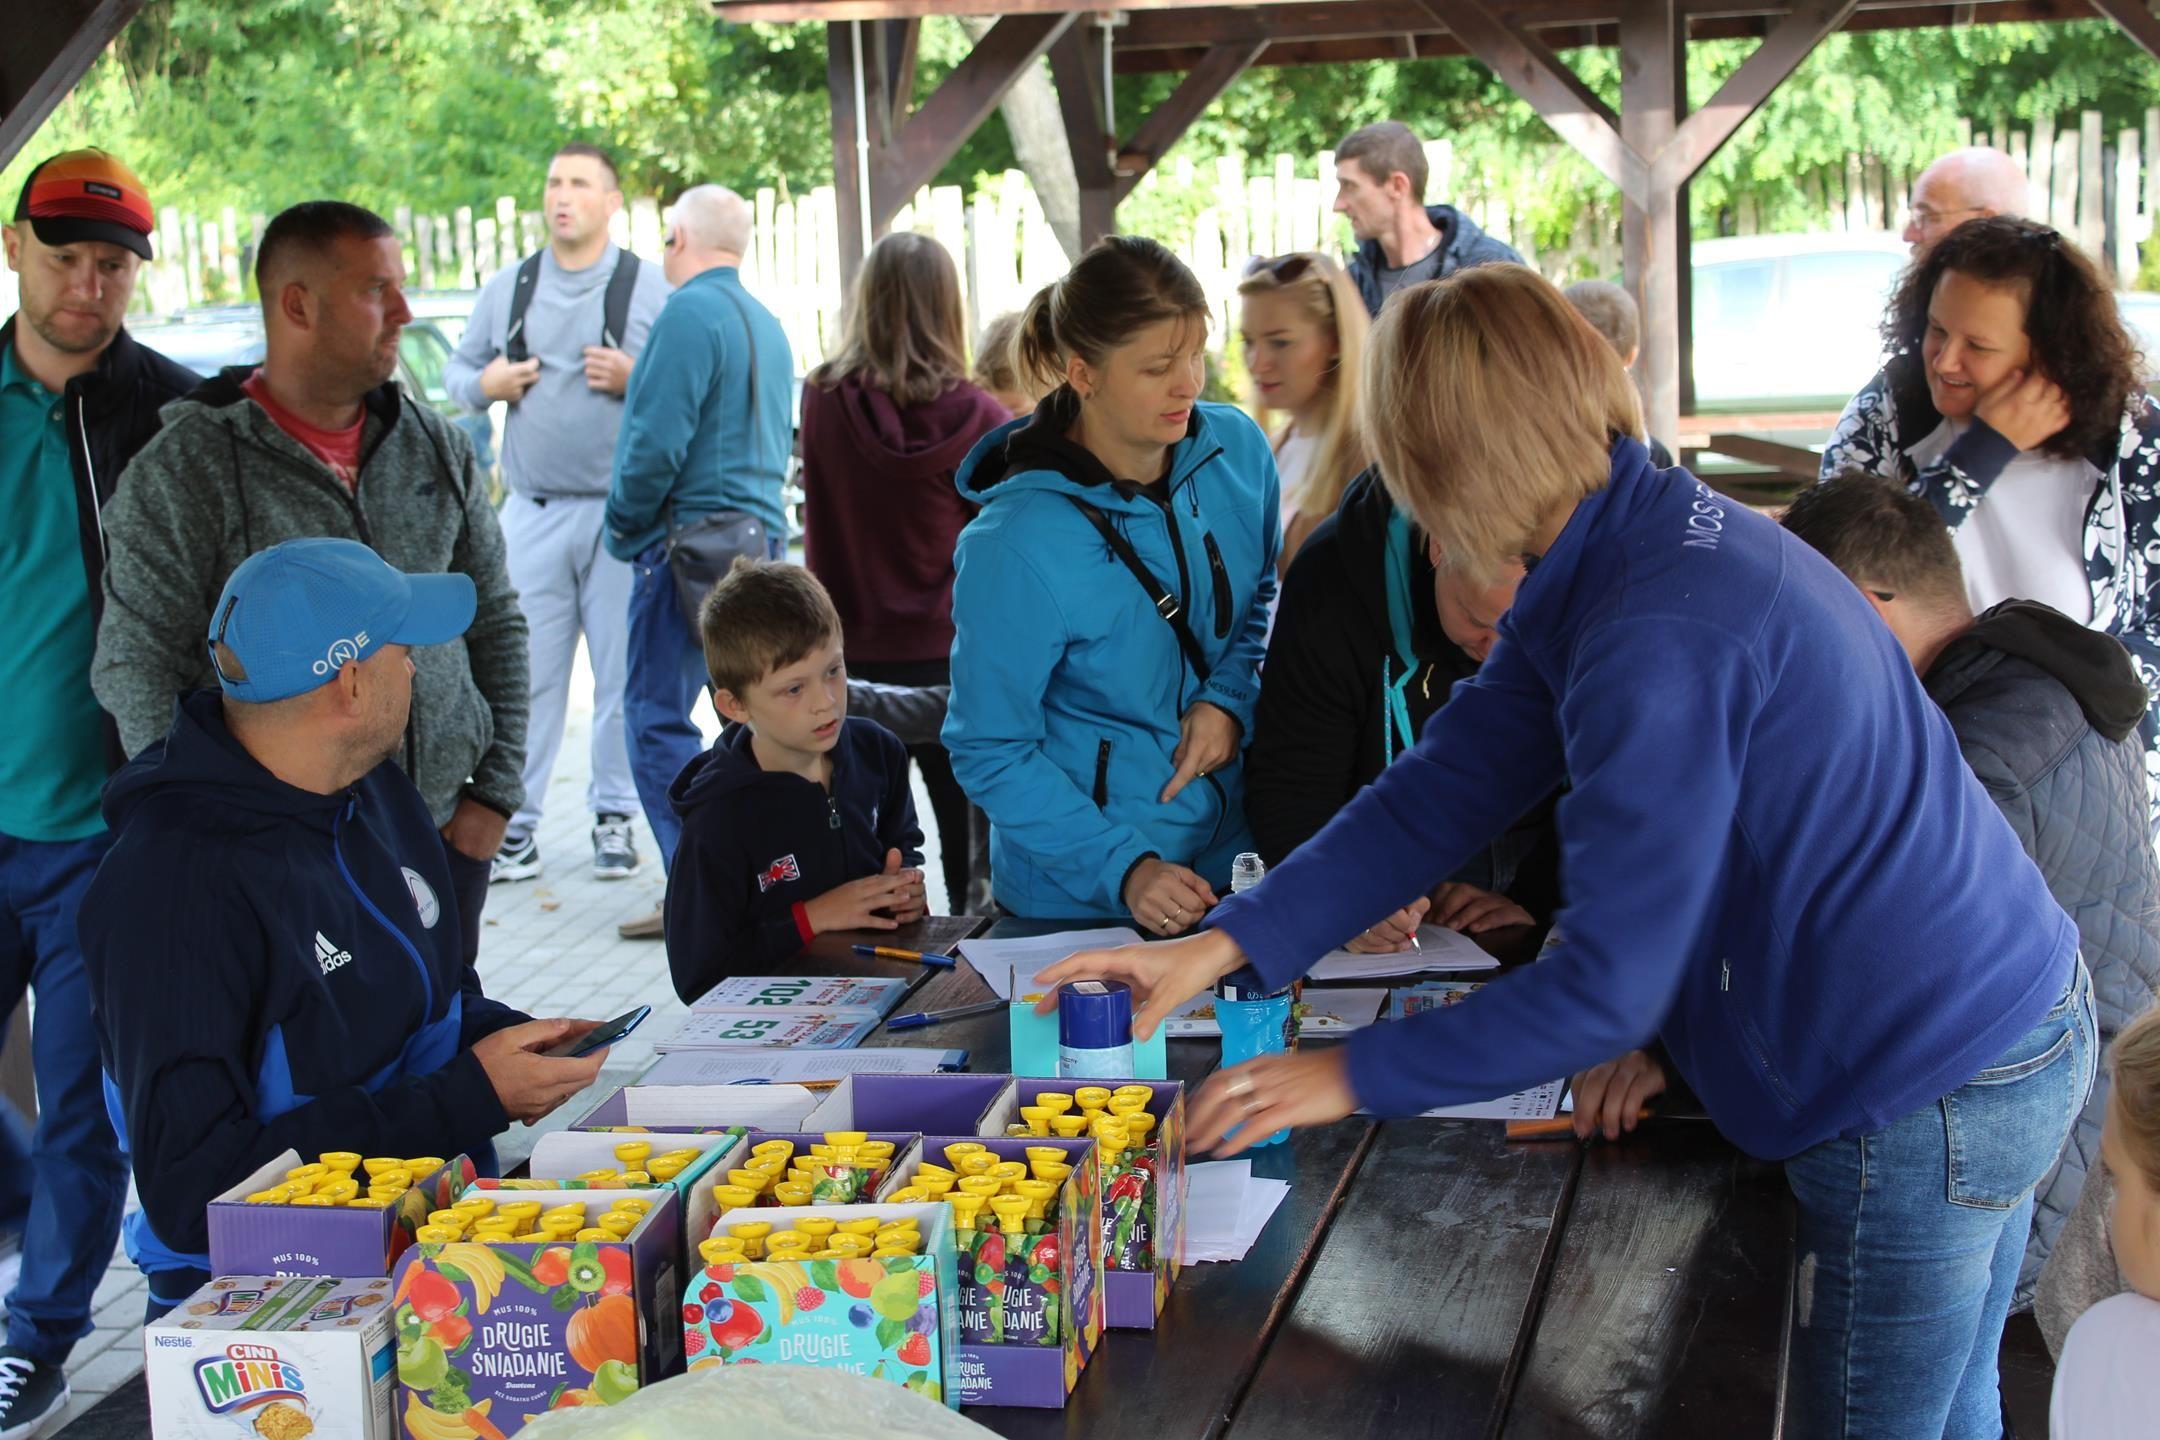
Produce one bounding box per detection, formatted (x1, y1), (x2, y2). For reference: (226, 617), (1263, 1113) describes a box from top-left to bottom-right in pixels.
(1363, 264), (1642, 582)
(973, 311), (1044, 407)
(1238, 252), (1370, 522)
(2114, 1005), (2160, 1195)
(809, 232), (970, 408)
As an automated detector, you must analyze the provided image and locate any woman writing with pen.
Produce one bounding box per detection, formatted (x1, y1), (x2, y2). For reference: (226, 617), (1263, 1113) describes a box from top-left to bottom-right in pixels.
(1041, 265), (2092, 1439)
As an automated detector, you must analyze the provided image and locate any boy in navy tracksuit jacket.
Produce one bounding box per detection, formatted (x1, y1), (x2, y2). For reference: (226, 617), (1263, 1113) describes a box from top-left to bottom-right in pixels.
(664, 561), (925, 1002)
(76, 541), (592, 1316)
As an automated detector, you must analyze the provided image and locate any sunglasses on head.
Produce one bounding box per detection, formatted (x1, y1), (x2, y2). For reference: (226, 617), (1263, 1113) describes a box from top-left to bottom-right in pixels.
(1244, 252), (1318, 283)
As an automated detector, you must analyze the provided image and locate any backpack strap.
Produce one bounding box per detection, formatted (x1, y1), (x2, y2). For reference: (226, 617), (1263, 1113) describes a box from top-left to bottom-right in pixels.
(601, 250), (642, 351)
(666, 277), (763, 536)
(1064, 495), (1212, 683)
(502, 252), (545, 363)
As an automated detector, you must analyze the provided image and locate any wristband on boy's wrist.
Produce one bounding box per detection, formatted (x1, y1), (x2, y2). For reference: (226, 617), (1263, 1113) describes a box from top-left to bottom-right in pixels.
(791, 902), (816, 948)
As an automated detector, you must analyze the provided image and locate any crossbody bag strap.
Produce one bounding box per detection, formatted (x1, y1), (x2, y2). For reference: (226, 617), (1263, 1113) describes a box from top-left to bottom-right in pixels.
(1064, 495), (1212, 683)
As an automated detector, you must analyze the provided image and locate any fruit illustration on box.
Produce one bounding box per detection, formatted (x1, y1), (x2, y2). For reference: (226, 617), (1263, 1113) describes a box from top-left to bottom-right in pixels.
(1104, 1153), (1156, 1269)
(393, 1238), (644, 1437)
(682, 1253), (942, 1402)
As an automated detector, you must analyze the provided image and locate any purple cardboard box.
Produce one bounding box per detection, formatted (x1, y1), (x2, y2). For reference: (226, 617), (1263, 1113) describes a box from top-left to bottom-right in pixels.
(803, 1073), (1012, 1136)
(389, 1185), (683, 1436)
(207, 1151), (474, 1280)
(1009, 1078), (1187, 1330)
(906, 1136), (1104, 1408)
(688, 1201), (962, 1408)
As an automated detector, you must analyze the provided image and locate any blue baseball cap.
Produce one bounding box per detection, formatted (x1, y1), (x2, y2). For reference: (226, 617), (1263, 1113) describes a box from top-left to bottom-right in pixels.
(206, 538), (477, 702)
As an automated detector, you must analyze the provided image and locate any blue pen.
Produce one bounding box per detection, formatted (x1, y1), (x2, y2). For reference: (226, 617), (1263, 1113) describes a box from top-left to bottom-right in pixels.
(850, 943), (956, 969)
(886, 999), (1005, 1030)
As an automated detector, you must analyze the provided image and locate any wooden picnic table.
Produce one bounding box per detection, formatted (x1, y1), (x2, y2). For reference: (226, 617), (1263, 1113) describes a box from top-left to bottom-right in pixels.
(58, 914), (1795, 1439)
(886, 917), (1793, 1440)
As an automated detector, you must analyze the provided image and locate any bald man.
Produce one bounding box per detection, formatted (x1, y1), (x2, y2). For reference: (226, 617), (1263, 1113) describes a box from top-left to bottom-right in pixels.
(1905, 146), (2028, 256)
(92, 200), (529, 968)
(605, 185), (794, 919)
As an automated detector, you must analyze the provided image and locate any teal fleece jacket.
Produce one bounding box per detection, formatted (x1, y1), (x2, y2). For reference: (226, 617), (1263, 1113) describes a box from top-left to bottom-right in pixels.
(605, 266), (792, 559)
(943, 394), (1280, 919)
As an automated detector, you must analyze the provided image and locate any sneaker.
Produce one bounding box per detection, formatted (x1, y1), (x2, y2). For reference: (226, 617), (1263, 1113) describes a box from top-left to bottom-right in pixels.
(490, 833), (540, 884)
(0, 1348), (68, 1440)
(591, 814), (642, 880)
(618, 907), (665, 941)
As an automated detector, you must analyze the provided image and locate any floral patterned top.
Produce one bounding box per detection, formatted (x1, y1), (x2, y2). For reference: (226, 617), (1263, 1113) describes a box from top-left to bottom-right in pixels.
(1821, 368), (2160, 824)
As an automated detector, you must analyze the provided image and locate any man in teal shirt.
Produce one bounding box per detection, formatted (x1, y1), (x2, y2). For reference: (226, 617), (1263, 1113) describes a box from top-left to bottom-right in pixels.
(605, 183), (792, 933)
(0, 149), (196, 1438)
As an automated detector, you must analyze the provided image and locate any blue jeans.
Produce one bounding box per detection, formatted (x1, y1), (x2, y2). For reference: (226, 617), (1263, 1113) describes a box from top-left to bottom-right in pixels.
(1784, 958), (2095, 1439)
(624, 537), (781, 871)
(0, 829), (128, 1365)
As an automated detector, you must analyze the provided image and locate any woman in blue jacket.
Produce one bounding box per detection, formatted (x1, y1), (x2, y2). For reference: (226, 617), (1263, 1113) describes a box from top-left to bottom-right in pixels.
(1044, 265), (2093, 1437)
(943, 237), (1279, 930)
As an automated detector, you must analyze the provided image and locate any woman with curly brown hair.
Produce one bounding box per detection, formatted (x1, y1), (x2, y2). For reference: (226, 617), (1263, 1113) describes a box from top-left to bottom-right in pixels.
(1821, 217), (2160, 818)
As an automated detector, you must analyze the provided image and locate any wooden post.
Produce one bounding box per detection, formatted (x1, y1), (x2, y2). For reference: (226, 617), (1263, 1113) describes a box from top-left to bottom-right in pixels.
(1049, 24), (1117, 247)
(0, 0), (145, 169)
(1620, 0), (1683, 448)
(829, 20), (870, 279)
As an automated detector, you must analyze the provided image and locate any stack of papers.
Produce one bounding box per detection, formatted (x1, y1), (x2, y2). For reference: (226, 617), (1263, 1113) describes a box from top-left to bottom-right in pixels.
(956, 928), (1144, 998)
(1307, 926), (1500, 981)
(1398, 1077), (1566, 1122)
(1179, 1159), (1292, 1264)
(637, 1047), (968, 1087)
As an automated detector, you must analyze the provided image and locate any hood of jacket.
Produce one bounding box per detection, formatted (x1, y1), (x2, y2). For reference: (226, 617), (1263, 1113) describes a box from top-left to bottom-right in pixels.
(955, 387), (1225, 513)
(1353, 205), (1493, 281)
(813, 373), (1008, 480)
(1927, 600), (2150, 743)
(668, 722), (805, 814)
(102, 689), (347, 838)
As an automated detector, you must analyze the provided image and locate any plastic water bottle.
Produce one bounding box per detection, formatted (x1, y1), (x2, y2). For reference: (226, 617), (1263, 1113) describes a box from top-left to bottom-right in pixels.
(1215, 853), (1291, 1148)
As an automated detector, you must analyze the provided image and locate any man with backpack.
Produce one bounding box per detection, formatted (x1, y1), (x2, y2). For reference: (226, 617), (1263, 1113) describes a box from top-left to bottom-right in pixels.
(447, 142), (670, 893)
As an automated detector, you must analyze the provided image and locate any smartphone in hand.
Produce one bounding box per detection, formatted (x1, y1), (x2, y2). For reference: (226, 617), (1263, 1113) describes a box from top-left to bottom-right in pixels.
(542, 1005), (651, 1059)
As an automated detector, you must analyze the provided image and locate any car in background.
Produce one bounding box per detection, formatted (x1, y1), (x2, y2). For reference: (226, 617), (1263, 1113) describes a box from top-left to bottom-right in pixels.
(130, 301), (494, 471)
(2119, 291), (2160, 384)
(1690, 232), (1910, 412)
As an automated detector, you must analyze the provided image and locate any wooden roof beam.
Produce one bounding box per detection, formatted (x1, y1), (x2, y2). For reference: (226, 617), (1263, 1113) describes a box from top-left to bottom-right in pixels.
(1, 0), (144, 169)
(1113, 39), (1267, 201)
(1421, 0), (1645, 198)
(870, 10), (1079, 217)
(1656, 0), (1859, 188)
(2086, 0), (2160, 59)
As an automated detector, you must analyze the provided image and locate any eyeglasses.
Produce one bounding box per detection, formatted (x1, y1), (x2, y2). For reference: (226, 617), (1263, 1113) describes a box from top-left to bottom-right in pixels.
(1909, 204), (1984, 227)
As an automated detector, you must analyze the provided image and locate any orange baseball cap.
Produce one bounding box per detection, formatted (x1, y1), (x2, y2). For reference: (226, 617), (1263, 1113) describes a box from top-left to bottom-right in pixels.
(13, 148), (154, 260)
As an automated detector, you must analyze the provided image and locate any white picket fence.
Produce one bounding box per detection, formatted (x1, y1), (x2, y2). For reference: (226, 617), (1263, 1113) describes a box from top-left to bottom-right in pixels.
(9, 111), (2154, 366)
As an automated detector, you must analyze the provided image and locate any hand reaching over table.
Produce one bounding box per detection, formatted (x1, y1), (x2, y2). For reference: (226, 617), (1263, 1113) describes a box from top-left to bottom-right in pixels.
(1187, 1049), (1359, 1157)
(1569, 1048), (1667, 1141)
(1034, 928), (1245, 1039)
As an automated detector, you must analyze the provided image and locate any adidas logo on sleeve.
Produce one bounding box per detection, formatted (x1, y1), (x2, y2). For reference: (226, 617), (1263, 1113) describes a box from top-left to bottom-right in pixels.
(314, 931), (354, 975)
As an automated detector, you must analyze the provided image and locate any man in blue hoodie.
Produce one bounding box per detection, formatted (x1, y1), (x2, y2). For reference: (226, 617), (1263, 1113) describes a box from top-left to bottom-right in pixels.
(605, 185), (793, 940)
(79, 539), (608, 1323)
(1045, 266), (2092, 1434)
(1333, 121), (1522, 317)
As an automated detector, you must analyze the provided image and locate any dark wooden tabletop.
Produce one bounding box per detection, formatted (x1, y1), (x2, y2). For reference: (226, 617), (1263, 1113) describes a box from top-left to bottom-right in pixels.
(60, 916), (1802, 1440)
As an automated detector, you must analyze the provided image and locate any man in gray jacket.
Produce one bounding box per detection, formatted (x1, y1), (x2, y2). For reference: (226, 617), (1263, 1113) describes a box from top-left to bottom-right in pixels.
(92, 200), (528, 966)
(446, 143), (668, 891)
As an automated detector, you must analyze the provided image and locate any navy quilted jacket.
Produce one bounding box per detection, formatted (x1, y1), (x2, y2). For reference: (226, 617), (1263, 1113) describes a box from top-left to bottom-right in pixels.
(1923, 600), (2160, 1307)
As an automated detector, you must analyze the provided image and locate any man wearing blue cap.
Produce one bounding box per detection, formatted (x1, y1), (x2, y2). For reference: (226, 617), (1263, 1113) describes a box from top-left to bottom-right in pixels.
(78, 539), (609, 1326)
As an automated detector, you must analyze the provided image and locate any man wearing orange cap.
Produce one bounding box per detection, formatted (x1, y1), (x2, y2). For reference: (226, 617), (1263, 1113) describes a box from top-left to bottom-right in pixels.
(0, 147), (197, 1438)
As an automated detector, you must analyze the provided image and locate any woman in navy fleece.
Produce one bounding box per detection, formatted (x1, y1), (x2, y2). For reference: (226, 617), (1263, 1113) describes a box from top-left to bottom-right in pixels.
(1043, 265), (2094, 1438)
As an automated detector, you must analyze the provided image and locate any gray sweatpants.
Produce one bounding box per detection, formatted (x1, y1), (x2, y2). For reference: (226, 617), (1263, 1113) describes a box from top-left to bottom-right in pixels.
(499, 492), (638, 838)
